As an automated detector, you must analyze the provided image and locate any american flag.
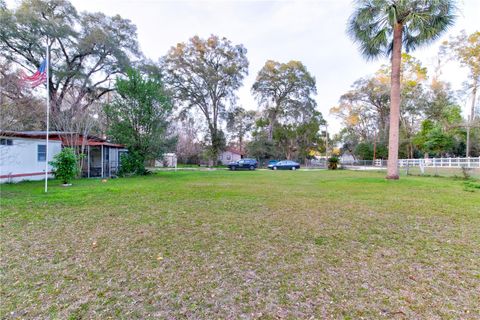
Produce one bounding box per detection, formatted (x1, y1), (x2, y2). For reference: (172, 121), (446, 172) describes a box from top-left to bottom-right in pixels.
(21, 60), (47, 88)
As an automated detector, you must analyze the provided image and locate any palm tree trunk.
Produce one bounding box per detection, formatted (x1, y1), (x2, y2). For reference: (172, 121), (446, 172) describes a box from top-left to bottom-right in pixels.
(386, 23), (403, 179)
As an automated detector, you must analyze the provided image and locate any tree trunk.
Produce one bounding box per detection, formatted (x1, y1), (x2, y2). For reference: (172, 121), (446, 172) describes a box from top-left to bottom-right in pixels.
(267, 105), (280, 141)
(238, 125), (244, 154)
(467, 79), (478, 157)
(471, 79), (478, 123)
(386, 23), (403, 179)
(267, 118), (275, 141)
(208, 119), (224, 166)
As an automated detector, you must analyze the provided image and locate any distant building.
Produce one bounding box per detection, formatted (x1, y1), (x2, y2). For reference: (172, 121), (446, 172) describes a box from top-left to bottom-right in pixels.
(340, 151), (355, 163)
(0, 131), (127, 183)
(218, 147), (244, 165)
(155, 153), (177, 168)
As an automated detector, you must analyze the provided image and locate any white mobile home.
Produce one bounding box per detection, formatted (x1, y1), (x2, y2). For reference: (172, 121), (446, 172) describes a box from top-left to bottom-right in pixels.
(0, 131), (127, 183)
(0, 132), (62, 183)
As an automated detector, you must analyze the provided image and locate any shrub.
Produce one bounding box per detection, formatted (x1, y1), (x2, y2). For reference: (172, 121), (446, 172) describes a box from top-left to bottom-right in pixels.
(119, 151), (149, 176)
(461, 166), (472, 180)
(328, 156), (339, 170)
(49, 148), (79, 184)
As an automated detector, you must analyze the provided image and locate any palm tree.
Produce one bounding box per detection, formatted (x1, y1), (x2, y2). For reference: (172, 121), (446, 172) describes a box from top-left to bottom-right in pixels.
(348, 0), (456, 179)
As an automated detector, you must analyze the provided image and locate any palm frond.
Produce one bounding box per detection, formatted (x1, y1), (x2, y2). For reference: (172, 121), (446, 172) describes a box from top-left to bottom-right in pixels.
(347, 0), (393, 59)
(348, 0), (457, 59)
(403, 0), (457, 51)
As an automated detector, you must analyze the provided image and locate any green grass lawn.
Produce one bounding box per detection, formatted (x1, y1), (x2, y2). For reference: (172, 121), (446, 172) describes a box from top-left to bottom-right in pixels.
(1, 170), (479, 319)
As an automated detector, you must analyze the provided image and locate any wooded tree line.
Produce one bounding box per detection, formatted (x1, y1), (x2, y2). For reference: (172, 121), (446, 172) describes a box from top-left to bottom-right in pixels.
(1, 0), (327, 169)
(332, 45), (479, 161)
(1, 0), (478, 174)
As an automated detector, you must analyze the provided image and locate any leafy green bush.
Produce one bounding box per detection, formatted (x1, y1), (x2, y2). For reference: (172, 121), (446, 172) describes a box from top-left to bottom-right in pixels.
(328, 156), (339, 170)
(49, 148), (79, 184)
(119, 151), (149, 176)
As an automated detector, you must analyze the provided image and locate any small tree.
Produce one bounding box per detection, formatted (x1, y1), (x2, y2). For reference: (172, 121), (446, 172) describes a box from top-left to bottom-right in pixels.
(226, 106), (256, 153)
(105, 69), (174, 175)
(50, 148), (78, 185)
(327, 156), (339, 170)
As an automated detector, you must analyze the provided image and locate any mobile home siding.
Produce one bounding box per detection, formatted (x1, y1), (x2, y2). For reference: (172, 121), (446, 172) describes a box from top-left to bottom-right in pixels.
(0, 136), (62, 183)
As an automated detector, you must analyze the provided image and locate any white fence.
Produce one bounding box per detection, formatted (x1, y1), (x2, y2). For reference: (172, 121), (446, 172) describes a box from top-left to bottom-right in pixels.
(340, 157), (480, 168)
(398, 157), (480, 168)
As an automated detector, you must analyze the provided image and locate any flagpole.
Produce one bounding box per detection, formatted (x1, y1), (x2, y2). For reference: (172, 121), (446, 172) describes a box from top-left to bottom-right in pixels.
(45, 39), (50, 193)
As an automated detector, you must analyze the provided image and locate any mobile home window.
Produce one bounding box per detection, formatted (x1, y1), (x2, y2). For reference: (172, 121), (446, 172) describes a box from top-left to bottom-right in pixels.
(37, 145), (46, 162)
(0, 138), (13, 146)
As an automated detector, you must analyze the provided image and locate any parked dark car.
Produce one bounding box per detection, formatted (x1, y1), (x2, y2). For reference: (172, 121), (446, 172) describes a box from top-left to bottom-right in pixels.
(228, 158), (258, 170)
(268, 160), (300, 170)
(267, 160), (278, 166)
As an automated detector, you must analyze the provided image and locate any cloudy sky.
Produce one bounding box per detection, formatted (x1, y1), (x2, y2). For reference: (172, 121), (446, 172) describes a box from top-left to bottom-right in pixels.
(13, 0), (480, 132)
